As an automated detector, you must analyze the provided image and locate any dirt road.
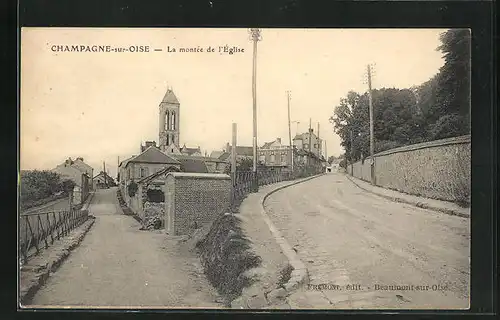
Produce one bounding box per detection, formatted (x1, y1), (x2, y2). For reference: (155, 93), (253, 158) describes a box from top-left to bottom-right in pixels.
(29, 187), (223, 308)
(265, 173), (470, 309)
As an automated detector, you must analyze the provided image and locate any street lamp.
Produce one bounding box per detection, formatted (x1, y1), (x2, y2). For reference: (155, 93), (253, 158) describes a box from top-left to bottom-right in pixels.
(249, 28), (261, 191)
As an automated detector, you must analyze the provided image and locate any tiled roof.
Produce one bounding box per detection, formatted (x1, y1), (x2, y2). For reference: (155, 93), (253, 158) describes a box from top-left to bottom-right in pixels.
(210, 150), (224, 159)
(178, 158), (208, 173)
(136, 165), (181, 184)
(161, 89), (180, 104)
(119, 155), (135, 168)
(181, 145), (201, 155)
(227, 146), (254, 157)
(172, 154), (226, 163)
(218, 152), (231, 161)
(127, 146), (180, 166)
(261, 141), (274, 149)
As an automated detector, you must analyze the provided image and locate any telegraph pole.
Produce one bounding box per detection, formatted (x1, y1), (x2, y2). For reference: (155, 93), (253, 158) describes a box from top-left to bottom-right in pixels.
(367, 64), (375, 185)
(103, 161), (107, 188)
(350, 130), (354, 176)
(317, 122), (320, 157)
(308, 118), (312, 168)
(287, 90), (294, 171)
(250, 28), (261, 191)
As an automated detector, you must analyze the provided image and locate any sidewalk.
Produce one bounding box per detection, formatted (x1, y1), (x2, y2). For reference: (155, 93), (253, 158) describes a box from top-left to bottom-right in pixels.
(232, 174), (324, 309)
(344, 174), (470, 218)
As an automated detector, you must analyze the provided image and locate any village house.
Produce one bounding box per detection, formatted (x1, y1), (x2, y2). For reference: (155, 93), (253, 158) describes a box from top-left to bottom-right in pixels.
(258, 137), (293, 168)
(293, 128), (322, 158)
(52, 157), (92, 205)
(93, 171), (116, 189)
(118, 146), (181, 204)
(215, 143), (254, 163)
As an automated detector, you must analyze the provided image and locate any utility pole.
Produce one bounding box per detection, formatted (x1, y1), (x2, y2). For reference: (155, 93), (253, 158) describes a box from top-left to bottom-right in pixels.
(367, 64), (375, 185)
(350, 130), (354, 176)
(231, 123), (237, 204)
(308, 118), (312, 168)
(250, 28), (261, 191)
(317, 122), (320, 158)
(325, 140), (328, 163)
(103, 161), (107, 188)
(286, 90), (294, 172)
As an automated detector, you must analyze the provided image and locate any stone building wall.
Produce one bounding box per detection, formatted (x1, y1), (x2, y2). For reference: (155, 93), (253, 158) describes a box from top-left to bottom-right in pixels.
(347, 135), (471, 203)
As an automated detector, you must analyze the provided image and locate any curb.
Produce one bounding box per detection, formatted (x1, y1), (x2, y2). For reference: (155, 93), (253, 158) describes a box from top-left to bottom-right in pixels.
(19, 217), (96, 306)
(344, 174), (470, 218)
(260, 174), (325, 295)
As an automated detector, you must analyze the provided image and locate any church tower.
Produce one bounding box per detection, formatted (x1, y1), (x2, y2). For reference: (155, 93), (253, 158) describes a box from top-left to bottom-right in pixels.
(159, 87), (180, 153)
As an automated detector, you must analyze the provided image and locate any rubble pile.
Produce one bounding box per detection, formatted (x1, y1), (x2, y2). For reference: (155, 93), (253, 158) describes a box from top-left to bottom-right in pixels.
(141, 202), (165, 230)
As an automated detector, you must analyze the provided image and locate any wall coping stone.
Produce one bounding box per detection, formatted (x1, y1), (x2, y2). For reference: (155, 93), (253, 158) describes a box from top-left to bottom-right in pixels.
(166, 172), (231, 180)
(372, 134), (470, 158)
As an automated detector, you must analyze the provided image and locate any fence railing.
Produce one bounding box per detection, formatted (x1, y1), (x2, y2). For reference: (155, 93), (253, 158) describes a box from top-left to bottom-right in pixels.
(230, 166), (323, 206)
(19, 209), (89, 264)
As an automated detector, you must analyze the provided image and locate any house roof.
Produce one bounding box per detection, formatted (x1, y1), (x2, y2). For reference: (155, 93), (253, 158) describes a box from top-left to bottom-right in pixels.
(93, 171), (114, 183)
(178, 158), (208, 173)
(181, 145), (201, 155)
(161, 89), (180, 105)
(226, 146), (254, 157)
(210, 150), (224, 159)
(218, 152), (231, 161)
(136, 165), (181, 184)
(119, 155), (135, 168)
(126, 146), (180, 166)
(261, 141), (274, 149)
(171, 154), (227, 163)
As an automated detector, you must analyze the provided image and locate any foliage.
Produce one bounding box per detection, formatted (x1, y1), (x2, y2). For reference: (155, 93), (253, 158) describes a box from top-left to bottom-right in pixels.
(127, 181), (138, 197)
(223, 157), (266, 174)
(330, 29), (470, 159)
(20, 170), (67, 207)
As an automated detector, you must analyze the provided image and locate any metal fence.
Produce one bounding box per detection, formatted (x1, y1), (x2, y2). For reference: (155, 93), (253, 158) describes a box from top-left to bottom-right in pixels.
(230, 166), (323, 206)
(19, 209), (89, 264)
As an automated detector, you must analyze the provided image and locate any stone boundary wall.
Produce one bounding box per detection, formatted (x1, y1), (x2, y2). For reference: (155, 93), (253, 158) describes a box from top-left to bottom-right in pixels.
(163, 173), (231, 236)
(347, 135), (471, 203)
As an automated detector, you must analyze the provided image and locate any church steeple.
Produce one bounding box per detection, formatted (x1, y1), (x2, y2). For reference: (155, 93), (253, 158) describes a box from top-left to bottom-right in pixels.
(159, 87), (180, 153)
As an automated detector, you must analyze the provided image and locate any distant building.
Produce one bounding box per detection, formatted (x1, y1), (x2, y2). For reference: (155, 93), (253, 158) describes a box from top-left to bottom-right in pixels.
(293, 129), (322, 158)
(258, 137), (292, 168)
(180, 144), (202, 157)
(118, 146), (181, 201)
(52, 157), (92, 204)
(93, 171), (116, 189)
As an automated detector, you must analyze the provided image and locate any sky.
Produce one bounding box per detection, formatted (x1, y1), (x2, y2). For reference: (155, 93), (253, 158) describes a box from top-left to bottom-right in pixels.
(20, 28), (446, 178)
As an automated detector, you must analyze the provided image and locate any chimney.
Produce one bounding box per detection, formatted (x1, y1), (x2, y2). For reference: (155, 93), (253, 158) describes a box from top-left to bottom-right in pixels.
(226, 142), (230, 152)
(277, 138), (281, 144)
(76, 157), (83, 161)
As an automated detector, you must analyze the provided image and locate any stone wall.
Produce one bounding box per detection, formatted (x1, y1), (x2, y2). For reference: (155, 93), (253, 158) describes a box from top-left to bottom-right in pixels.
(347, 135), (470, 203)
(163, 172), (231, 236)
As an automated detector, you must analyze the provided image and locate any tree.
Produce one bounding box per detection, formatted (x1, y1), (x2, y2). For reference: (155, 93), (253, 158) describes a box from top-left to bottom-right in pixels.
(430, 29), (471, 134)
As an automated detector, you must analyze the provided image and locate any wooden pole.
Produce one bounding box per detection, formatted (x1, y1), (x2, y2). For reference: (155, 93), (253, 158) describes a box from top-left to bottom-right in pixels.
(367, 64), (375, 185)
(287, 91), (293, 172)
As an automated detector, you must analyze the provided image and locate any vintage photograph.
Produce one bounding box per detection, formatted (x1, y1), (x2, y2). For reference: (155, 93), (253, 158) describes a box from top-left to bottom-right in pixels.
(19, 28), (471, 310)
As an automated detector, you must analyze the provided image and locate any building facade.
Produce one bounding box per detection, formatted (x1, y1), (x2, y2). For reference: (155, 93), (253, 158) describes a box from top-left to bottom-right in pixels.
(293, 129), (322, 158)
(258, 138), (292, 167)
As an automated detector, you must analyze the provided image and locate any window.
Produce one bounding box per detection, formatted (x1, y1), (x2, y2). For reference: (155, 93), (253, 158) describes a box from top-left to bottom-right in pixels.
(270, 154), (275, 163)
(171, 112), (176, 130)
(260, 151), (264, 156)
(304, 144), (309, 149)
(140, 168), (146, 177)
(259, 155), (265, 163)
(166, 135), (170, 146)
(165, 111), (170, 130)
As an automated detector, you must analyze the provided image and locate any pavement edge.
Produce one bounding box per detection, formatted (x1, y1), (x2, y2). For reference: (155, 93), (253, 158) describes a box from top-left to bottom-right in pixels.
(259, 174), (326, 304)
(344, 174), (470, 218)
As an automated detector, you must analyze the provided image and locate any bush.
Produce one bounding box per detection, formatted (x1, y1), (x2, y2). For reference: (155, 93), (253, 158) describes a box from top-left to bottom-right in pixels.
(197, 213), (262, 303)
(429, 113), (468, 140)
(20, 170), (70, 209)
(127, 181), (138, 197)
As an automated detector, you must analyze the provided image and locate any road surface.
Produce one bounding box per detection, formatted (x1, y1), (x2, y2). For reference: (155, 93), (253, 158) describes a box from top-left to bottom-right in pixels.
(265, 172), (470, 309)
(29, 187), (223, 308)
